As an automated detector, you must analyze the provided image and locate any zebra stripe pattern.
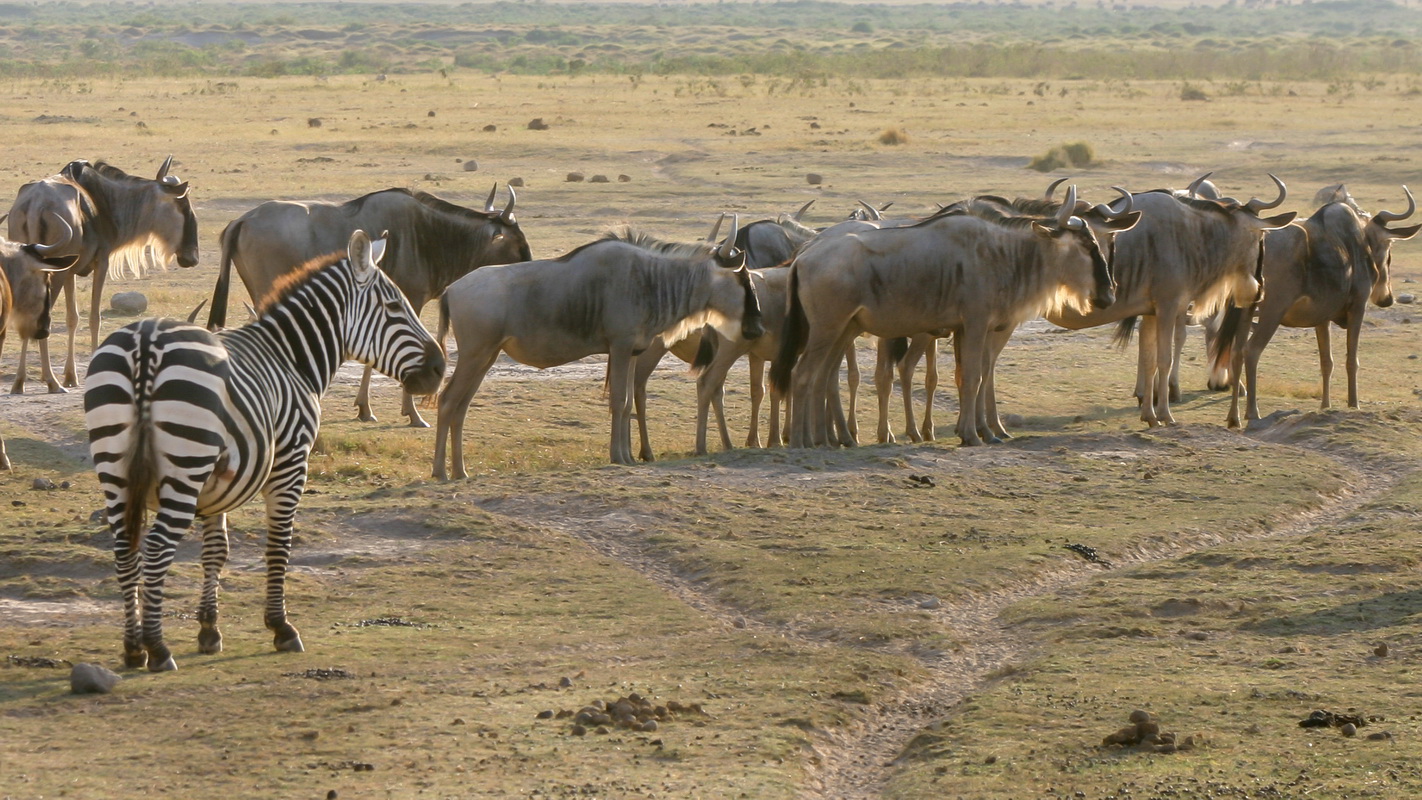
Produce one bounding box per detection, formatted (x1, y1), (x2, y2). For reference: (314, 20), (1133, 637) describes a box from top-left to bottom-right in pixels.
(85, 230), (444, 671)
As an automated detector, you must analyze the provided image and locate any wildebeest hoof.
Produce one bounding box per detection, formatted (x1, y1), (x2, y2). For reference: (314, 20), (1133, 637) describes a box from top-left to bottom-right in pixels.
(47, 384), (69, 394)
(357, 411), (377, 422)
(406, 418), (431, 429)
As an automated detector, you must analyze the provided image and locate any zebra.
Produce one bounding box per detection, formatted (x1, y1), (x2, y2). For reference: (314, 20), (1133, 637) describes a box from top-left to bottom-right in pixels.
(84, 230), (445, 672)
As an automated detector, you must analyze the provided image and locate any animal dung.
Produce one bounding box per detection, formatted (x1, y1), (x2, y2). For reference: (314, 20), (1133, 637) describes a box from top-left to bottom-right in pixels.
(1099, 709), (1198, 753)
(538, 693), (706, 736)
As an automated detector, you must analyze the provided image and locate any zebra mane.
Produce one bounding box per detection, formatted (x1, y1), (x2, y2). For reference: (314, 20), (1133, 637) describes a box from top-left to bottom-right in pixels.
(259, 250), (345, 313)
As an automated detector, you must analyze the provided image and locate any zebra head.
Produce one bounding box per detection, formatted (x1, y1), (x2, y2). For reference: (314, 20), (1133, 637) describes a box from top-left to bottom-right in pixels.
(343, 229), (446, 397)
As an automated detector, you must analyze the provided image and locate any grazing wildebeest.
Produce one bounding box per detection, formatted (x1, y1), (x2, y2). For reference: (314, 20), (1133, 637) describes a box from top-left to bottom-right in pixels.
(432, 220), (763, 476)
(0, 220), (78, 469)
(773, 191), (1137, 448)
(85, 230), (444, 671)
(1046, 177), (1296, 427)
(207, 185), (530, 427)
(7, 156), (198, 393)
(1219, 187), (1419, 427)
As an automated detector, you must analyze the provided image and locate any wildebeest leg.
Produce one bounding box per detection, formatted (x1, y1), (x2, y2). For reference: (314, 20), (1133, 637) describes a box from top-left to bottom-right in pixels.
(843, 341), (860, 441)
(981, 328), (1012, 441)
(1315, 324), (1334, 410)
(897, 338), (923, 443)
(953, 323), (988, 446)
(196, 514), (229, 655)
(1149, 307), (1183, 426)
(263, 479), (307, 654)
(920, 336), (939, 442)
(608, 343), (638, 465)
(354, 365), (379, 422)
(1168, 313), (1186, 403)
(1133, 318), (1155, 407)
(1242, 311), (1283, 422)
(1344, 309), (1365, 409)
(632, 343), (666, 463)
(873, 338), (897, 444)
(58, 272), (81, 389)
(400, 390), (430, 428)
(789, 329), (839, 447)
(694, 344), (740, 455)
(744, 356), (766, 448)
(432, 346), (499, 480)
(87, 263), (105, 353)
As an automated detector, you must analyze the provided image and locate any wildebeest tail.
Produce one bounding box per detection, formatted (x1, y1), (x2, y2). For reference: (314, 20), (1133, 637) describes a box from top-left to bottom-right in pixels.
(206, 220), (240, 330)
(1209, 304), (1248, 378)
(691, 326), (717, 376)
(1112, 316), (1138, 348)
(769, 263), (806, 395)
(887, 336), (909, 363)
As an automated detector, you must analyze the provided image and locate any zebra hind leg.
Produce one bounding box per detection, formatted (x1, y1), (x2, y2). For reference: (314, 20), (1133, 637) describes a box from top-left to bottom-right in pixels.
(196, 514), (230, 654)
(113, 534), (147, 669)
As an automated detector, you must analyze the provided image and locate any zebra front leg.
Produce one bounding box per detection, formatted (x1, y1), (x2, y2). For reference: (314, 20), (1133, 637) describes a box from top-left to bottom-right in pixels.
(401, 389), (430, 428)
(263, 489), (305, 653)
(196, 514), (230, 655)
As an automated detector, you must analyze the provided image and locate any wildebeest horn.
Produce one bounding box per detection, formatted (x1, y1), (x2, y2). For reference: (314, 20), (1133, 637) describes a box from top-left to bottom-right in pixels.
(500, 185), (517, 222)
(1056, 185), (1079, 228)
(156, 154), (174, 182)
(706, 212), (726, 243)
(1374, 186), (1416, 225)
(186, 298), (209, 324)
(857, 200), (883, 221)
(1245, 174), (1287, 212)
(1095, 186), (1133, 219)
(31, 213), (73, 255)
(718, 213), (740, 260)
(483, 183), (499, 214)
(1044, 177), (1069, 201)
(1186, 172), (1213, 198)
(793, 199), (815, 221)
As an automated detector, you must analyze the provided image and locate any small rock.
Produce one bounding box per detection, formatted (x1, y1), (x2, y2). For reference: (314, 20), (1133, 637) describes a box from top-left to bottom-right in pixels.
(570, 724), (587, 736)
(919, 597), (942, 610)
(1396, 293), (1415, 304)
(1342, 723), (1358, 737)
(559, 676), (573, 688)
(482, 124), (497, 133)
(1186, 630), (1209, 641)
(1002, 413), (1026, 427)
(422, 173), (449, 182)
(565, 172), (585, 182)
(638, 719), (658, 732)
(427, 110), (436, 117)
(528, 118), (549, 131)
(984, 754), (997, 764)
(806, 173), (824, 185)
(1128, 710), (1152, 725)
(327, 791), (338, 800)
(462, 160), (479, 172)
(1375, 642), (1390, 658)
(1367, 731), (1393, 741)
(589, 174), (610, 183)
(70, 662), (122, 694)
(618, 174), (631, 182)
(308, 117), (322, 128)
(32, 477), (55, 491)
(111, 291), (148, 315)
(536, 710), (554, 719)
(508, 177), (525, 187)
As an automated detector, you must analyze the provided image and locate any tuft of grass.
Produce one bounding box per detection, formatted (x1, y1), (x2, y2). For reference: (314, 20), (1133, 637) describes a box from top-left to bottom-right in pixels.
(877, 125), (910, 145)
(1028, 140), (1095, 172)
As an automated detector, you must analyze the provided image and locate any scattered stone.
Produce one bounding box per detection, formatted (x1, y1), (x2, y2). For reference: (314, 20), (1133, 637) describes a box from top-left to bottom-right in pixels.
(806, 173), (824, 185)
(482, 124), (497, 132)
(1300, 709), (1368, 729)
(1129, 709), (1152, 725)
(528, 118), (549, 131)
(1341, 723), (1358, 737)
(1375, 642), (1390, 658)
(111, 291), (148, 315)
(283, 668), (356, 680)
(1099, 709), (1196, 753)
(308, 117), (322, 128)
(589, 174), (610, 183)
(1396, 293), (1415, 304)
(536, 710), (554, 719)
(423, 173), (449, 182)
(462, 160), (479, 172)
(508, 177), (525, 187)
(559, 676), (573, 688)
(565, 172), (585, 182)
(919, 597), (942, 610)
(618, 174), (632, 182)
(70, 662), (122, 694)
(1367, 731), (1394, 741)
(327, 791), (338, 800)
(1185, 631), (1209, 641)
(570, 724), (587, 736)
(31, 477), (55, 491)
(427, 110), (436, 117)
(546, 693), (705, 737)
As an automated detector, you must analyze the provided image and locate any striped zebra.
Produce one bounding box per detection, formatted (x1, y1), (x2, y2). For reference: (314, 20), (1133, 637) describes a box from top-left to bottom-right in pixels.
(84, 230), (444, 672)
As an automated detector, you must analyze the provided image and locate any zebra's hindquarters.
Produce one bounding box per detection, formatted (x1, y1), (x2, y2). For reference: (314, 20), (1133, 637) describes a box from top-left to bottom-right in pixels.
(85, 319), (232, 671)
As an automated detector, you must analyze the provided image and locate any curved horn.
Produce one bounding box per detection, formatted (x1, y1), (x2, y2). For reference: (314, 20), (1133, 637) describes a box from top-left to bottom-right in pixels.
(32, 213), (73, 254)
(156, 154), (174, 182)
(484, 183), (499, 214)
(718, 213), (740, 260)
(793, 199), (815, 221)
(706, 212), (726, 243)
(857, 200), (883, 221)
(1245, 173), (1287, 212)
(1044, 177), (1069, 201)
(1095, 186), (1133, 219)
(186, 298), (209, 324)
(500, 184), (517, 222)
(1186, 172), (1213, 198)
(1056, 185), (1078, 228)
(1374, 185), (1416, 225)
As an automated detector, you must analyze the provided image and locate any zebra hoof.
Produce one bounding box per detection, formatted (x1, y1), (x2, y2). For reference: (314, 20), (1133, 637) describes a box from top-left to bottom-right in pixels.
(149, 656), (177, 672)
(123, 651), (148, 670)
(274, 633), (306, 653)
(198, 629), (223, 655)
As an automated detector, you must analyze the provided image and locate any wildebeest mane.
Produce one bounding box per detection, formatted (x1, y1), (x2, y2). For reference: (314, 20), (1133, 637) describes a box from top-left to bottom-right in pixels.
(600, 226), (717, 259)
(259, 251), (345, 313)
(76, 159), (197, 280)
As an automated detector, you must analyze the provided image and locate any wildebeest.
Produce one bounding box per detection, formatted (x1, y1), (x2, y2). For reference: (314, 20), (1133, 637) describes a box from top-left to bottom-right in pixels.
(773, 191), (1137, 448)
(432, 219), (763, 475)
(0, 221), (78, 469)
(206, 185), (530, 426)
(7, 156), (198, 393)
(1046, 177), (1296, 427)
(1219, 186), (1419, 427)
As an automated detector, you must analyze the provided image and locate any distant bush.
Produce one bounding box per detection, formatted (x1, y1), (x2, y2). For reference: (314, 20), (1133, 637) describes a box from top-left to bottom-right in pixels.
(1028, 141), (1095, 173)
(877, 126), (909, 145)
(1180, 82), (1210, 101)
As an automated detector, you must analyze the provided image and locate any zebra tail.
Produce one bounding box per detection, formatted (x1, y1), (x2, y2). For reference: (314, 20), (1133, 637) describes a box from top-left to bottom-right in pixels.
(122, 392), (156, 553)
(207, 220), (240, 330)
(1112, 316), (1138, 348)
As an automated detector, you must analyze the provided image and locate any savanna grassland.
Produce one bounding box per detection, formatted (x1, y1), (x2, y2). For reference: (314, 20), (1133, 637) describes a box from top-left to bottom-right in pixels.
(3, 2), (1422, 798)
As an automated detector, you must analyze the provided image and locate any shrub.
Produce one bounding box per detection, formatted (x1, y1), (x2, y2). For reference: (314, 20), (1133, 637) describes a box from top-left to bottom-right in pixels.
(878, 126), (909, 145)
(1028, 141), (1094, 173)
(1180, 82), (1210, 101)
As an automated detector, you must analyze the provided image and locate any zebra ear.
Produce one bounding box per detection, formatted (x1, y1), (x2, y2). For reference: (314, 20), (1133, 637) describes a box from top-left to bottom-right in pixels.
(347, 229), (376, 282)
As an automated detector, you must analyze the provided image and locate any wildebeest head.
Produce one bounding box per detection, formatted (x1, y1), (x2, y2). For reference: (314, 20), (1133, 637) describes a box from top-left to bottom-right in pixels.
(709, 214), (764, 340)
(76, 156), (200, 271)
(0, 213), (79, 341)
(479, 183), (533, 264)
(152, 155), (200, 268)
(1363, 185), (1421, 308)
(343, 230), (445, 397)
(1039, 186), (1140, 311)
(1183, 175), (1297, 307)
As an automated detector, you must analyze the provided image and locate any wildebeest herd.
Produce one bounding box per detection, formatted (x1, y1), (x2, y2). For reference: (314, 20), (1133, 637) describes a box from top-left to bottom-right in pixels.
(0, 156), (1411, 669)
